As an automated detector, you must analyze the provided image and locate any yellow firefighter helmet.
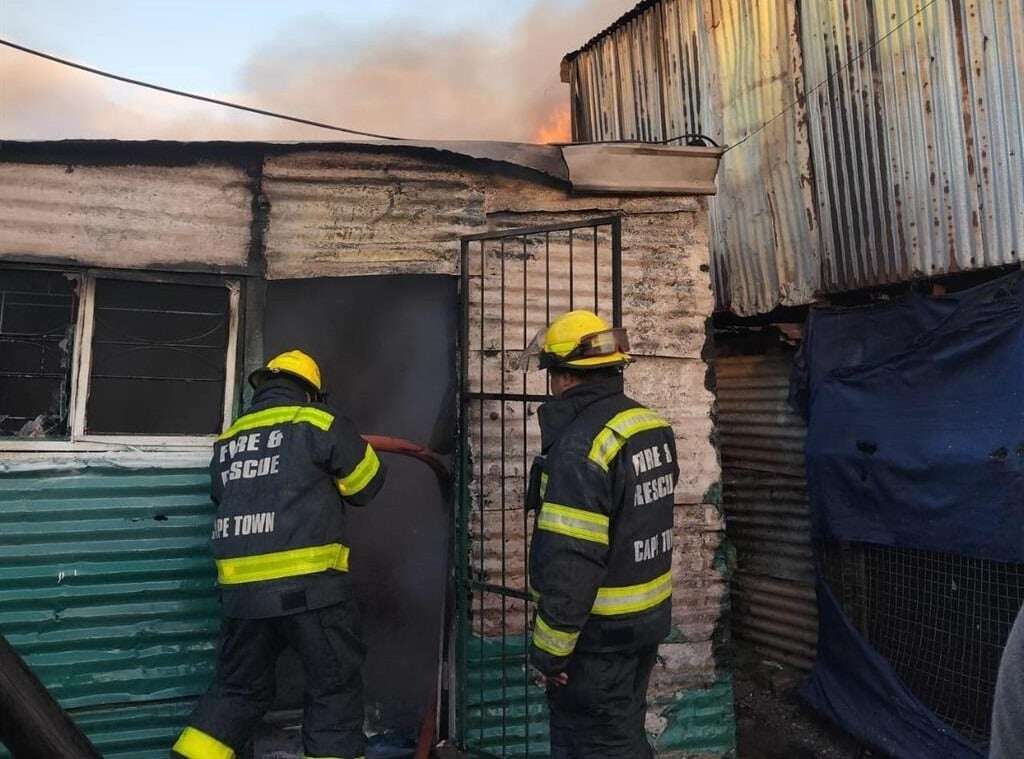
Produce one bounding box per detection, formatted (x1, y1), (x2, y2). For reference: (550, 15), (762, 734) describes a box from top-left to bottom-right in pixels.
(527, 310), (632, 371)
(249, 350), (323, 392)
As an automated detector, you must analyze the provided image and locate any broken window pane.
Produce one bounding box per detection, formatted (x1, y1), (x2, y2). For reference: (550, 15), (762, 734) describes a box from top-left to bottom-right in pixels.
(86, 279), (231, 435)
(0, 269), (78, 438)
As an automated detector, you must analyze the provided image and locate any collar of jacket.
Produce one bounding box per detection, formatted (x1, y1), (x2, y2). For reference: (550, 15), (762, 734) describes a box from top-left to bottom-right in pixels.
(248, 378), (310, 410)
(538, 374), (624, 452)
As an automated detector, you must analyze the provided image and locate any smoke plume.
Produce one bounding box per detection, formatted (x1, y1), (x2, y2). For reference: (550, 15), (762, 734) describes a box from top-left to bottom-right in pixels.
(1, 1), (633, 143)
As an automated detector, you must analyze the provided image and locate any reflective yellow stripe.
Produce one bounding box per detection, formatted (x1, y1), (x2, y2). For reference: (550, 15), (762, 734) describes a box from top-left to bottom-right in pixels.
(336, 444), (381, 496)
(591, 570), (673, 616)
(587, 407), (671, 471)
(540, 472), (549, 498)
(532, 615), (579, 657)
(173, 727), (235, 759)
(219, 405), (334, 441)
(537, 502), (610, 545)
(216, 543), (350, 585)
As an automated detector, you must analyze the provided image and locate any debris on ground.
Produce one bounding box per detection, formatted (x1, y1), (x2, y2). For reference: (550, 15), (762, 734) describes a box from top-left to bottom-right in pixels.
(734, 647), (872, 759)
(245, 647), (873, 759)
(249, 723), (419, 758)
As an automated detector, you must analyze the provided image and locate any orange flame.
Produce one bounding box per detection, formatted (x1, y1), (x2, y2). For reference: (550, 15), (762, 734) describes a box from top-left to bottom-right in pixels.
(532, 103), (571, 144)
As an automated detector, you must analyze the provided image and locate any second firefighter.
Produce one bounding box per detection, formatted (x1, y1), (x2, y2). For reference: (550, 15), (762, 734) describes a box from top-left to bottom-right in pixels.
(526, 310), (678, 759)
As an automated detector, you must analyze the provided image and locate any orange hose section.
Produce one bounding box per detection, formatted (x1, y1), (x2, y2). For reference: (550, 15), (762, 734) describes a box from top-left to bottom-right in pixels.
(361, 434), (451, 486)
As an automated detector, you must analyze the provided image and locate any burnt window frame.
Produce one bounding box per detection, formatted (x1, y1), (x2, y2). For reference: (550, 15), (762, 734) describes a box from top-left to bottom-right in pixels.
(0, 268), (83, 439)
(0, 265), (241, 451)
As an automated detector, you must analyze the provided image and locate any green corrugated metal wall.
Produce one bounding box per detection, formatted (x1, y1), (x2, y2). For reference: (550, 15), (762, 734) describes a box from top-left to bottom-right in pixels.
(464, 635), (551, 758)
(0, 467), (736, 757)
(655, 678), (736, 755)
(464, 637), (736, 758)
(0, 466), (218, 757)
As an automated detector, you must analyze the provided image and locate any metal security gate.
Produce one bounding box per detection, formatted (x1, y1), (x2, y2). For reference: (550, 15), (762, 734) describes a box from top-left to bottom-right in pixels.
(454, 217), (621, 757)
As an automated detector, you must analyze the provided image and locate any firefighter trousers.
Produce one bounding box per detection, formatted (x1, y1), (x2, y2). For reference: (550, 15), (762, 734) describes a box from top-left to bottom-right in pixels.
(546, 645), (659, 759)
(172, 599), (366, 759)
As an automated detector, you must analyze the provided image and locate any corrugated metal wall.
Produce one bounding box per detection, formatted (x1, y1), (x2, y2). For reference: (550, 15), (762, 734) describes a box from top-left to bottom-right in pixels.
(715, 353), (816, 671)
(0, 144), (727, 756)
(801, 0), (1024, 291)
(262, 151), (486, 279)
(0, 162), (252, 272)
(464, 636), (551, 758)
(565, 0), (1024, 315)
(0, 467), (217, 757)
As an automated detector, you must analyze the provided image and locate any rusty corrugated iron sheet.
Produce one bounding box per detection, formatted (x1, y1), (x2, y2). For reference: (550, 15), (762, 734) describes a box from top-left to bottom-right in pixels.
(715, 353), (816, 670)
(564, 0), (1024, 315)
(262, 149), (487, 278)
(0, 161), (252, 272)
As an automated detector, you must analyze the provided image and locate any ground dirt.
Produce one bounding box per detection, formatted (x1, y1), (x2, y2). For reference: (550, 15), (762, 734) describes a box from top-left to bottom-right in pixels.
(733, 646), (876, 759)
(248, 648), (879, 758)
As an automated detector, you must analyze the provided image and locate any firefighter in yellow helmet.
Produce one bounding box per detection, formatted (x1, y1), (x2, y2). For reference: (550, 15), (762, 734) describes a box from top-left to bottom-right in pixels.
(173, 350), (385, 759)
(525, 311), (678, 758)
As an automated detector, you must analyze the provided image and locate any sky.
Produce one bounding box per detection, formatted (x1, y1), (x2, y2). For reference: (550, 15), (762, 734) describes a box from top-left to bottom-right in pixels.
(0, 0), (636, 142)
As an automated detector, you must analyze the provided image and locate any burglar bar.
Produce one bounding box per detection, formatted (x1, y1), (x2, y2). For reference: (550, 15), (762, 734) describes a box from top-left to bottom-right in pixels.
(458, 217), (623, 240)
(522, 232), (529, 754)
(500, 236), (507, 752)
(457, 216), (622, 757)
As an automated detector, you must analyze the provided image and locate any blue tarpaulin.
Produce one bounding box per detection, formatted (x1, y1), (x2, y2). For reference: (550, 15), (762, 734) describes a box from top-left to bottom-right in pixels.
(792, 272), (1024, 758)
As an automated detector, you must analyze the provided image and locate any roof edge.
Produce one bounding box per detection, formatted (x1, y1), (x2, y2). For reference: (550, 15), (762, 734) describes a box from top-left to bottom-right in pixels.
(561, 0), (659, 65)
(0, 138), (571, 185)
(0, 138), (725, 197)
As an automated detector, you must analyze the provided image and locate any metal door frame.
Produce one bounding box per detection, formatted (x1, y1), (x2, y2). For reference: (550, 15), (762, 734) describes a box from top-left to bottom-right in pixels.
(452, 217), (622, 756)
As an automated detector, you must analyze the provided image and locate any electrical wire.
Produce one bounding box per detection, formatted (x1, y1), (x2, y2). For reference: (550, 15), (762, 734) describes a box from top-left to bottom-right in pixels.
(0, 38), (403, 140)
(660, 133), (720, 147)
(566, 0), (937, 153)
(556, 0), (939, 153)
(1, 0), (940, 149)
(566, 134), (719, 147)
(723, 0), (940, 153)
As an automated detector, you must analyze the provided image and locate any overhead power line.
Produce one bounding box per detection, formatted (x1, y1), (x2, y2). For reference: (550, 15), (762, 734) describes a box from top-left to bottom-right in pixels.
(723, 0), (940, 153)
(0, 38), (403, 140)
(1, 0), (941, 150)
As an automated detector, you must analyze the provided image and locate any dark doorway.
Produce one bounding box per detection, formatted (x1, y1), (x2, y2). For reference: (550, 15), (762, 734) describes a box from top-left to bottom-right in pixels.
(263, 274), (458, 740)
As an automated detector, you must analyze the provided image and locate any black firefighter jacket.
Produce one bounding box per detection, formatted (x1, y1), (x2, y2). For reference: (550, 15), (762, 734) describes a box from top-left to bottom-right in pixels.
(208, 380), (386, 619)
(528, 375), (678, 675)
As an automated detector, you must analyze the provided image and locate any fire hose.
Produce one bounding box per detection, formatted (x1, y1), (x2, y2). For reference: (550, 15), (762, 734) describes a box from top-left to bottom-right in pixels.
(361, 435), (451, 489)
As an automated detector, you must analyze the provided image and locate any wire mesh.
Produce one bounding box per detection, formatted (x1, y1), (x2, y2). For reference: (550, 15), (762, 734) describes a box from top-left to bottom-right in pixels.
(87, 278), (230, 434)
(457, 218), (621, 757)
(0, 268), (78, 437)
(820, 541), (1024, 747)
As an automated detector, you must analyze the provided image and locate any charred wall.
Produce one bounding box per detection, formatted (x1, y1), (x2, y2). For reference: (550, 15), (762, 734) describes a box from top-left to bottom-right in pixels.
(0, 142), (729, 755)
(258, 147), (729, 752)
(0, 161), (253, 273)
